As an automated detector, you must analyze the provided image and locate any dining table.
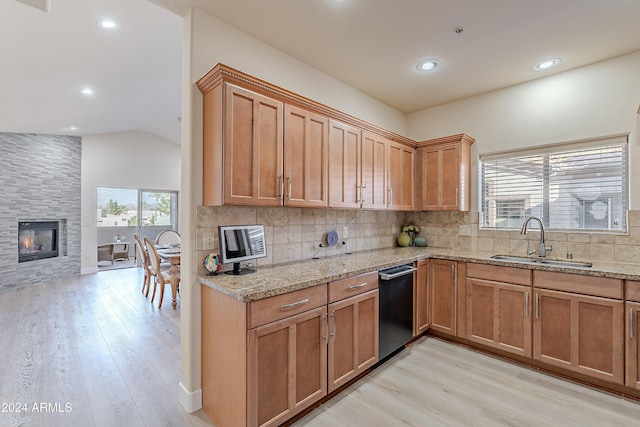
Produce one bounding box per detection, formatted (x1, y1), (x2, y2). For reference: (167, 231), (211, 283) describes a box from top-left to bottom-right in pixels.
(157, 245), (181, 308)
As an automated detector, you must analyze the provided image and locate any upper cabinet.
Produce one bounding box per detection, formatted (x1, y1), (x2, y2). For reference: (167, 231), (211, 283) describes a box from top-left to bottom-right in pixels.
(328, 124), (392, 210)
(416, 134), (474, 211)
(387, 140), (414, 211)
(221, 84), (284, 207)
(284, 105), (329, 208)
(328, 120), (361, 209)
(197, 63), (454, 211)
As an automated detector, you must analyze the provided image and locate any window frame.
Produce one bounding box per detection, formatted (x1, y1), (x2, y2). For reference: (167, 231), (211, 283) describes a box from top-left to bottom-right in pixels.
(479, 134), (629, 233)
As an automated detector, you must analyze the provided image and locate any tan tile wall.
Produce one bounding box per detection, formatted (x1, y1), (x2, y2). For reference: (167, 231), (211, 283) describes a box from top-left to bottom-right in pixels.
(196, 206), (407, 274)
(407, 210), (640, 262)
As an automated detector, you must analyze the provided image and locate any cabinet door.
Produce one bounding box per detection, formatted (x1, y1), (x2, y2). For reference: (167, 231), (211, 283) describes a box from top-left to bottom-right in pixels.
(284, 105), (328, 207)
(328, 120), (361, 208)
(626, 302), (640, 389)
(328, 289), (379, 393)
(466, 278), (532, 357)
(420, 143), (459, 210)
(387, 141), (414, 211)
(224, 84), (284, 206)
(414, 259), (429, 336)
(429, 259), (456, 335)
(361, 131), (388, 209)
(247, 306), (327, 427)
(533, 289), (624, 384)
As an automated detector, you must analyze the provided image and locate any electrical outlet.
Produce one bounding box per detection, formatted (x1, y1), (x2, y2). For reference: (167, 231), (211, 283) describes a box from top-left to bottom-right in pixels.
(203, 232), (215, 250)
(342, 226), (348, 238)
(459, 225), (471, 236)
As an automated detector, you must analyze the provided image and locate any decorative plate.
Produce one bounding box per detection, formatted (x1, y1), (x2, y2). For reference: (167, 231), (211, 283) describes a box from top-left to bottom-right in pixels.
(326, 230), (339, 247)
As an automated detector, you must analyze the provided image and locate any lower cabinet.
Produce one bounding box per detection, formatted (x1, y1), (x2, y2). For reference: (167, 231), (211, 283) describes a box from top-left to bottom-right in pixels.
(626, 301), (640, 389)
(465, 263), (532, 357)
(429, 259), (457, 335)
(532, 288), (624, 384)
(247, 306), (328, 427)
(414, 259), (429, 336)
(466, 278), (532, 357)
(327, 289), (379, 392)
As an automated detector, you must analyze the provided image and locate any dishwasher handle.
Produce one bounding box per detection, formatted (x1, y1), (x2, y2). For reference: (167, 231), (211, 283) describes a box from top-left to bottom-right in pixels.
(379, 267), (417, 281)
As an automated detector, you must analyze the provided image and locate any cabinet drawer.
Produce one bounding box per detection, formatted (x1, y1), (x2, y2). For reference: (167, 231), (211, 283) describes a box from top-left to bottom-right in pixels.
(328, 271), (378, 303)
(248, 284), (327, 328)
(467, 263), (531, 285)
(627, 280), (640, 302)
(533, 270), (623, 299)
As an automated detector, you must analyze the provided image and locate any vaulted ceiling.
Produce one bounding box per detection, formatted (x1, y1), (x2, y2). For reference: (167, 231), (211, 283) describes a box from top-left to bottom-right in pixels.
(3, 0), (640, 145)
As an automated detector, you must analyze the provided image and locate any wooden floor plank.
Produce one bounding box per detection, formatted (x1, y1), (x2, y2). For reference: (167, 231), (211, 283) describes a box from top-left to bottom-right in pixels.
(3, 268), (640, 426)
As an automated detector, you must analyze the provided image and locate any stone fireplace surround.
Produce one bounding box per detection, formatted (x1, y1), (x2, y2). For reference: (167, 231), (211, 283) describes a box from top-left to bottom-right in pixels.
(0, 133), (81, 292)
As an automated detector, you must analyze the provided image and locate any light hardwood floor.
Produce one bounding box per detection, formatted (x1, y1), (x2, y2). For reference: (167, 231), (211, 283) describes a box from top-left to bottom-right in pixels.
(2, 268), (640, 427)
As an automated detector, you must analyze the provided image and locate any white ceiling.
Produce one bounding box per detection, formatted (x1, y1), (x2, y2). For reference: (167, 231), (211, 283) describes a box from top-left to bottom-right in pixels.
(3, 0), (640, 146)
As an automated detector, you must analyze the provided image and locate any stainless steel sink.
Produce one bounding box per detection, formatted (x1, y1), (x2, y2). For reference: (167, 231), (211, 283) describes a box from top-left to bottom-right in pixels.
(490, 255), (592, 268)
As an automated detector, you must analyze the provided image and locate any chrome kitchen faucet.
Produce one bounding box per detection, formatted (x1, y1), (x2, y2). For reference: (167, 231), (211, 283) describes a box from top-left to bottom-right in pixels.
(520, 216), (553, 258)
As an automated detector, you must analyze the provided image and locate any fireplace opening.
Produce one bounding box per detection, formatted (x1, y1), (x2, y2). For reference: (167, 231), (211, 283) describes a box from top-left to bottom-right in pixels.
(18, 221), (59, 263)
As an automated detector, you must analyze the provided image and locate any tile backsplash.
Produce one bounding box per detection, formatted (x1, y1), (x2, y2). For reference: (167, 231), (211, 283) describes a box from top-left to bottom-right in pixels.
(196, 206), (640, 274)
(406, 210), (640, 263)
(196, 206), (407, 273)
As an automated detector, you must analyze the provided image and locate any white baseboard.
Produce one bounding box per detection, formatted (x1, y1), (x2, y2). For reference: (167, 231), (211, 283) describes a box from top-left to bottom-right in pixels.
(81, 266), (98, 275)
(178, 381), (202, 413)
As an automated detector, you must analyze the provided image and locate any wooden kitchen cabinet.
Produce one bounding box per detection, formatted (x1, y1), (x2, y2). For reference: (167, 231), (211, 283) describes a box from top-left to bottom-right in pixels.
(220, 83), (284, 206)
(387, 140), (414, 211)
(327, 272), (378, 392)
(414, 259), (429, 336)
(533, 271), (624, 384)
(625, 281), (640, 389)
(328, 124), (390, 210)
(247, 306), (327, 427)
(361, 131), (388, 209)
(429, 259), (457, 335)
(284, 104), (329, 207)
(328, 120), (361, 209)
(416, 134), (474, 211)
(465, 263), (532, 357)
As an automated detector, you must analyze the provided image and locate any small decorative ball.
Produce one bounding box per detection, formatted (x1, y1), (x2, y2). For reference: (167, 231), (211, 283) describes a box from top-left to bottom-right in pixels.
(414, 237), (427, 247)
(397, 232), (411, 247)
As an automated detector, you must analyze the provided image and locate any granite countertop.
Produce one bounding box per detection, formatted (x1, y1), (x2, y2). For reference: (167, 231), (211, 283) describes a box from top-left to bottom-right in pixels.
(199, 247), (640, 302)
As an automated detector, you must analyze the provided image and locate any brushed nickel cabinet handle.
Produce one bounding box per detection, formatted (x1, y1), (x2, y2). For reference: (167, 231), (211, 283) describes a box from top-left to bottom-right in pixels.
(277, 174), (283, 199)
(525, 292), (529, 317)
(388, 187), (393, 206)
(451, 264), (455, 286)
(455, 188), (459, 208)
(535, 294), (539, 319)
(287, 174), (292, 200)
(330, 312), (336, 340)
(362, 183), (367, 204)
(281, 298), (308, 310)
(323, 313), (328, 344)
(631, 309), (635, 339)
(348, 283), (368, 290)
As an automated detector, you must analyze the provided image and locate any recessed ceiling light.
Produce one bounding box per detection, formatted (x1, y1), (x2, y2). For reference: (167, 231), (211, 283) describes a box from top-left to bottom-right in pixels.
(97, 18), (119, 30)
(417, 59), (439, 71)
(330, 0), (349, 2)
(533, 58), (560, 71)
(81, 88), (94, 95)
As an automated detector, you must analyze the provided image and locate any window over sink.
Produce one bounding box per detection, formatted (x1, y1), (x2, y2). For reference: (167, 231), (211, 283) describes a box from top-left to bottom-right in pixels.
(479, 134), (628, 232)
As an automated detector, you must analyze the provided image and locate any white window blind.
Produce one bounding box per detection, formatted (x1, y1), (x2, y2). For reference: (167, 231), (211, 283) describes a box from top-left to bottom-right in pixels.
(480, 135), (628, 232)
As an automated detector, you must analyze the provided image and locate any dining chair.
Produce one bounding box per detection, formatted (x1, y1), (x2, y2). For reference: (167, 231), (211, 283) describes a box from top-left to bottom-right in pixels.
(144, 236), (179, 309)
(133, 234), (151, 297)
(156, 229), (181, 246)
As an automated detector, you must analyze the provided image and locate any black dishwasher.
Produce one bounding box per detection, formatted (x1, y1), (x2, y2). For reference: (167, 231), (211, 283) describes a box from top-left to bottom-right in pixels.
(378, 263), (416, 361)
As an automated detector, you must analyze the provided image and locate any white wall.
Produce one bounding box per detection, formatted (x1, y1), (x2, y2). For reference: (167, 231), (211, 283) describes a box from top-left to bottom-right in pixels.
(407, 50), (640, 209)
(81, 131), (181, 274)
